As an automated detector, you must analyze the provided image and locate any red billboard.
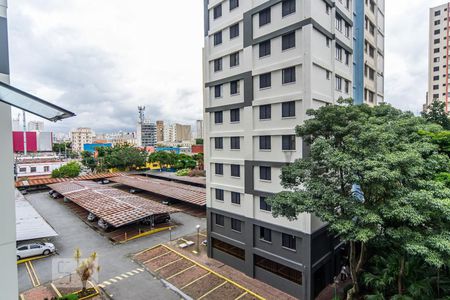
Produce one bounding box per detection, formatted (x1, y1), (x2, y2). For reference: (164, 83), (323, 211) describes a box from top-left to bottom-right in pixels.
(13, 131), (38, 152)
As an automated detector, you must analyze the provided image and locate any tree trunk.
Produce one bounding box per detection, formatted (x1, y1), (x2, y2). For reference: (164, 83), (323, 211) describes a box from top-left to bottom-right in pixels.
(397, 256), (405, 295)
(346, 241), (359, 300)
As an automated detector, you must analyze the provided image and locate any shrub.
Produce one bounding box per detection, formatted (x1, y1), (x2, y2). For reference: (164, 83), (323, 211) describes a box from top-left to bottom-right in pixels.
(51, 161), (81, 178)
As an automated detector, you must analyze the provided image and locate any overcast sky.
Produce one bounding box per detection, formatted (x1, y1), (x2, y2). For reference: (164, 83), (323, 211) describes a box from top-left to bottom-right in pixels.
(6, 0), (447, 133)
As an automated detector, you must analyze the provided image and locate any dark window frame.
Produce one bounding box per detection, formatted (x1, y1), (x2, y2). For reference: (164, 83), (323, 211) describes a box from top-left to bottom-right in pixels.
(260, 72), (272, 89)
(215, 213), (225, 225)
(214, 111), (223, 124)
(215, 137), (224, 149)
(229, 0), (239, 10)
(259, 40), (271, 58)
(260, 197), (272, 211)
(215, 189), (225, 202)
(259, 226), (272, 242)
(230, 52), (240, 67)
(231, 218), (242, 232)
(214, 31), (223, 46)
(259, 7), (271, 27)
(230, 136), (241, 150)
(260, 166), (272, 181)
(282, 135), (296, 151)
(282, 67), (296, 84)
(259, 104), (271, 120)
(230, 80), (240, 95)
(230, 23), (240, 39)
(282, 101), (296, 118)
(213, 4), (222, 19)
(282, 31), (296, 50)
(231, 192), (241, 204)
(231, 164), (241, 177)
(215, 163), (224, 175)
(259, 136), (271, 150)
(282, 233), (297, 250)
(282, 0), (296, 17)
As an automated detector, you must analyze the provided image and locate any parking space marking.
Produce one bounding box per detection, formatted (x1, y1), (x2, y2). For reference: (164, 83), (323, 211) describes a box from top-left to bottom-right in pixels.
(115, 276), (123, 280)
(132, 270), (140, 274)
(121, 273), (129, 278)
(166, 265), (195, 280)
(235, 292), (248, 300)
(181, 272), (211, 289)
(155, 258), (183, 272)
(110, 278), (118, 283)
(137, 268), (144, 272)
(99, 267), (145, 289)
(24, 261), (40, 287)
(143, 251), (171, 264)
(103, 281), (112, 285)
(198, 281), (227, 300)
(126, 271), (134, 276)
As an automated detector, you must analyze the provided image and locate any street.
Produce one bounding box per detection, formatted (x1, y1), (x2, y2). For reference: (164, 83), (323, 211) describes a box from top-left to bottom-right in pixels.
(19, 191), (207, 299)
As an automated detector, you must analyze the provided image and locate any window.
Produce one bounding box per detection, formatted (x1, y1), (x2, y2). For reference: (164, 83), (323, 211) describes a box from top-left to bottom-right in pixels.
(326, 4), (331, 15)
(17, 246), (28, 251)
(230, 137), (240, 150)
(214, 58), (223, 72)
(435, 38), (441, 44)
(326, 37), (331, 47)
(345, 23), (351, 38)
(282, 233), (296, 250)
(213, 4), (222, 19)
(230, 23), (240, 39)
(345, 80), (350, 94)
(434, 66), (440, 72)
(260, 166), (271, 181)
(214, 111), (223, 124)
(212, 238), (245, 260)
(259, 104), (271, 120)
(215, 213), (225, 225)
(435, 29), (441, 35)
(434, 75), (440, 81)
(255, 255), (302, 284)
(435, 10), (441, 16)
(260, 227), (272, 242)
(30, 244), (41, 249)
(230, 0), (239, 10)
(215, 163), (224, 175)
(335, 15), (343, 32)
(345, 52), (350, 65)
(19, 167), (26, 173)
(231, 192), (241, 204)
(230, 164), (240, 177)
(259, 8), (271, 26)
(230, 52), (239, 67)
(44, 166), (50, 172)
(326, 71), (331, 80)
(282, 101), (295, 117)
(215, 84), (222, 98)
(282, 67), (296, 84)
(260, 73), (272, 89)
(260, 197), (272, 211)
(30, 167), (36, 173)
(435, 20), (441, 26)
(216, 190), (224, 201)
(259, 136), (271, 150)
(231, 218), (242, 232)
(230, 80), (240, 95)
(282, 135), (296, 150)
(336, 46), (343, 61)
(215, 137), (224, 149)
(230, 108), (240, 122)
(282, 0), (296, 17)
(214, 31), (222, 46)
(259, 40), (271, 57)
(336, 76), (343, 91)
(282, 31), (296, 50)
(434, 85), (439, 90)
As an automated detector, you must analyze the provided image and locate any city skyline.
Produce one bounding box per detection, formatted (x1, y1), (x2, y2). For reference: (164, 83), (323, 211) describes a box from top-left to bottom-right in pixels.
(5, 0), (448, 133)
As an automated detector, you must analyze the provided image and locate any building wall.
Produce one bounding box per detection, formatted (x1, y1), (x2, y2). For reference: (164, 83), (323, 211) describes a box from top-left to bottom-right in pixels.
(16, 161), (66, 178)
(156, 120), (164, 142)
(203, 1), (352, 298)
(0, 0), (19, 298)
(427, 3), (450, 110)
(12, 131), (38, 152)
(70, 128), (94, 152)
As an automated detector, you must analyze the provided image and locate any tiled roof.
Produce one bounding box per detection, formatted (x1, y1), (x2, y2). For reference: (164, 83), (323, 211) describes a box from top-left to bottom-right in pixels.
(145, 171), (206, 186)
(15, 172), (128, 187)
(48, 181), (180, 228)
(109, 175), (206, 206)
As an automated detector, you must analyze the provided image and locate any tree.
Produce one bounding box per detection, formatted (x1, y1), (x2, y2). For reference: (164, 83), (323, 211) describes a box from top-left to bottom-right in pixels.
(103, 144), (147, 171)
(76, 251), (99, 295)
(422, 99), (450, 129)
(80, 151), (97, 172)
(51, 161), (81, 178)
(268, 99), (450, 299)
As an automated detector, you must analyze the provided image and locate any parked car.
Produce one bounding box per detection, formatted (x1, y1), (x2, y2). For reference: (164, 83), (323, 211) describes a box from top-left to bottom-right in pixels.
(155, 213), (171, 225)
(87, 212), (96, 222)
(17, 242), (56, 260)
(51, 192), (62, 199)
(98, 218), (109, 230)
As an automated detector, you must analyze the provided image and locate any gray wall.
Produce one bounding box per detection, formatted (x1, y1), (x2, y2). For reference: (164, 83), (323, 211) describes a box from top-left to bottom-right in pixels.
(0, 17), (9, 75)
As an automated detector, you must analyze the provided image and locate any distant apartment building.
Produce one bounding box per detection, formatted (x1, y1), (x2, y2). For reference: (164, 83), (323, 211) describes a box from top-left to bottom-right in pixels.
(427, 3), (450, 110)
(137, 121), (157, 147)
(175, 123), (192, 141)
(196, 119), (204, 139)
(70, 127), (94, 152)
(15, 156), (67, 178)
(28, 120), (44, 131)
(106, 131), (137, 146)
(156, 120), (164, 142)
(202, 1), (384, 298)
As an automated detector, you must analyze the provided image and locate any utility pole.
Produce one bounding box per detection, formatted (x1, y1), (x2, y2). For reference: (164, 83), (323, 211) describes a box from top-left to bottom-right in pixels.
(22, 110), (27, 155)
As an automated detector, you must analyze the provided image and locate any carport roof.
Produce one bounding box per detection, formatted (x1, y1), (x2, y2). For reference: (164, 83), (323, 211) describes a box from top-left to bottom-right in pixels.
(109, 175), (206, 206)
(48, 181), (180, 227)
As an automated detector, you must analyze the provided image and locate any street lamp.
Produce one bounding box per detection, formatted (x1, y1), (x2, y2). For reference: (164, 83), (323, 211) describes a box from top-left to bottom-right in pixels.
(196, 224), (201, 254)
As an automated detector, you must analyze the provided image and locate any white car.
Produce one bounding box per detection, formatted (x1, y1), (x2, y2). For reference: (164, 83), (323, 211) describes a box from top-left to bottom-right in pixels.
(17, 242), (56, 260)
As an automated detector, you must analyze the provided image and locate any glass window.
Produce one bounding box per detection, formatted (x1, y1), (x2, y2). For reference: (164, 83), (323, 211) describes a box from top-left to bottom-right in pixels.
(259, 227), (272, 242)
(230, 52), (240, 67)
(282, 32), (296, 50)
(259, 136), (271, 150)
(30, 167), (37, 173)
(282, 0), (296, 17)
(214, 84), (222, 98)
(214, 31), (223, 46)
(214, 58), (223, 72)
(282, 101), (295, 117)
(19, 167), (26, 173)
(30, 244), (41, 249)
(260, 73), (272, 89)
(260, 166), (271, 181)
(336, 76), (343, 91)
(282, 135), (296, 150)
(282, 233), (296, 250)
(255, 255), (302, 284)
(213, 4), (222, 19)
(230, 108), (240, 122)
(214, 111), (223, 124)
(231, 192), (241, 204)
(212, 238), (245, 260)
(230, 23), (240, 39)
(259, 105), (271, 120)
(230, 0), (239, 10)
(259, 40), (271, 57)
(215, 189), (225, 201)
(215, 137), (224, 149)
(260, 197), (272, 211)
(230, 81), (240, 95)
(231, 164), (240, 177)
(215, 163), (224, 175)
(44, 166), (50, 172)
(215, 213), (225, 225)
(259, 8), (271, 26)
(282, 67), (296, 84)
(231, 218), (242, 232)
(230, 137), (240, 150)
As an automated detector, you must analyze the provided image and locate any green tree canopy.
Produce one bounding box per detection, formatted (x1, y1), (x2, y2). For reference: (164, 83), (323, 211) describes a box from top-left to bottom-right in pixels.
(51, 161), (81, 178)
(268, 99), (450, 298)
(102, 145), (147, 171)
(422, 99), (450, 130)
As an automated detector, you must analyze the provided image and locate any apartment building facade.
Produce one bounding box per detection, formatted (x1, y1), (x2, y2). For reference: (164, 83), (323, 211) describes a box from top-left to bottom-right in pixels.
(70, 127), (94, 152)
(202, 0), (372, 298)
(427, 3), (450, 110)
(137, 121), (157, 147)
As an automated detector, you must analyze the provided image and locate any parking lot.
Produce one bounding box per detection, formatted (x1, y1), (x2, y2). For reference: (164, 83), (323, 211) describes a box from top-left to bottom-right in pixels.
(18, 191), (206, 299)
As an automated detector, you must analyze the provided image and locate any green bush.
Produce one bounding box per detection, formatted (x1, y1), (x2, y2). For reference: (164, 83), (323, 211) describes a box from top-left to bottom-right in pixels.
(51, 161), (81, 178)
(57, 293), (79, 300)
(176, 168), (190, 176)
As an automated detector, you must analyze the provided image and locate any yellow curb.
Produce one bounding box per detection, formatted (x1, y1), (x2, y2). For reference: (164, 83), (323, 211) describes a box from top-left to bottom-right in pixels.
(198, 280), (228, 300)
(120, 226), (174, 244)
(51, 283), (62, 298)
(160, 244), (265, 300)
(19, 293), (25, 300)
(17, 255), (50, 265)
(135, 242), (163, 256)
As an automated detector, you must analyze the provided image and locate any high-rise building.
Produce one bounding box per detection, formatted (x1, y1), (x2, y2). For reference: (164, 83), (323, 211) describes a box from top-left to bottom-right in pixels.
(28, 120), (44, 131)
(156, 120), (165, 142)
(175, 123), (192, 141)
(70, 127), (94, 152)
(203, 1), (383, 298)
(196, 119), (204, 139)
(0, 1), (19, 298)
(136, 107), (157, 147)
(427, 3), (450, 110)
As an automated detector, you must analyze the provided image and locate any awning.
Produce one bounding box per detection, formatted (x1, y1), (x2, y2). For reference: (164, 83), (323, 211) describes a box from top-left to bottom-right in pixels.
(0, 81), (75, 121)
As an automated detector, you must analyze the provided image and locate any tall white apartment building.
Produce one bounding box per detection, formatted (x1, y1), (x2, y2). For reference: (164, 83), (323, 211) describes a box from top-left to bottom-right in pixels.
(427, 3), (450, 110)
(70, 127), (94, 152)
(203, 1), (384, 298)
(196, 119), (204, 139)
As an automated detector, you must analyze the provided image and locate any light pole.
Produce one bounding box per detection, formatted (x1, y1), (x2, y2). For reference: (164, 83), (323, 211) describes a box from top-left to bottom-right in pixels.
(196, 224), (200, 254)
(169, 226), (172, 241)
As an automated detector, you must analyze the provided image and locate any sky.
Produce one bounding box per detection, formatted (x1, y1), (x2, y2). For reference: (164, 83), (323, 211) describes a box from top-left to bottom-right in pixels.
(5, 0), (448, 133)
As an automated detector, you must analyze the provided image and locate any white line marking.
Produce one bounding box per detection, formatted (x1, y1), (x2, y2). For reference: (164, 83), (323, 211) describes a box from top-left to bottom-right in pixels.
(127, 272), (134, 276)
(103, 281), (111, 285)
(115, 276), (123, 280)
(132, 270), (139, 274)
(109, 278), (118, 283)
(121, 274), (129, 278)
